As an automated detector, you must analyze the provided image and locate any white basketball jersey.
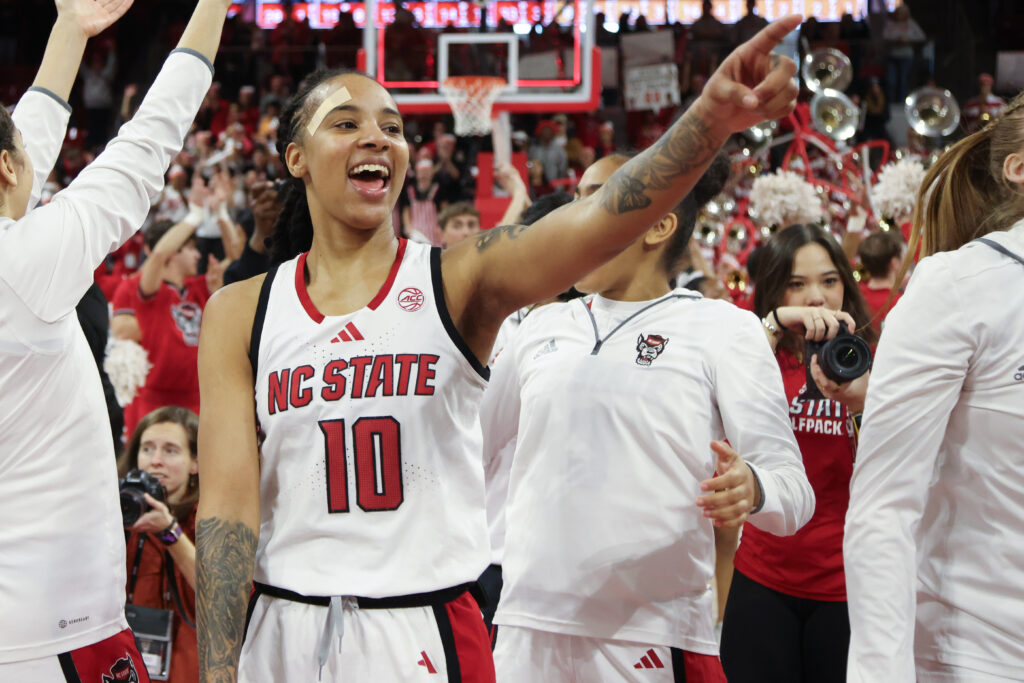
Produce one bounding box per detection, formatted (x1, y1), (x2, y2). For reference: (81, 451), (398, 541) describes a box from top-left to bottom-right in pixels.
(251, 240), (490, 597)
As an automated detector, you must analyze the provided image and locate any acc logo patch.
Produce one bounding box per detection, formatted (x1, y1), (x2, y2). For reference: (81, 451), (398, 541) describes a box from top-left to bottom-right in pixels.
(397, 287), (425, 312)
(636, 334), (668, 366)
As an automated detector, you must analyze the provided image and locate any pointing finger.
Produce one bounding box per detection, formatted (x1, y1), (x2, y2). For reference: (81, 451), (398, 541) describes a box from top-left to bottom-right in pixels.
(741, 14), (803, 56)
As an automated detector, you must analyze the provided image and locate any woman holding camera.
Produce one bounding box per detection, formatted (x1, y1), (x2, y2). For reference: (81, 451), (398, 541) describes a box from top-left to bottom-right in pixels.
(719, 223), (876, 683)
(118, 406), (200, 683)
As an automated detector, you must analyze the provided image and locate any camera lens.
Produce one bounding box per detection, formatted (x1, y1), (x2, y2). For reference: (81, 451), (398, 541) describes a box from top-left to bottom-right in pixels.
(820, 333), (872, 383)
(120, 489), (147, 527)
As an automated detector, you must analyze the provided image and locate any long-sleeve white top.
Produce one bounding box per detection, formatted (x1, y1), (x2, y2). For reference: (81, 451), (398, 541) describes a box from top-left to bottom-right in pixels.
(493, 291), (814, 652)
(845, 221), (1024, 682)
(0, 49), (213, 662)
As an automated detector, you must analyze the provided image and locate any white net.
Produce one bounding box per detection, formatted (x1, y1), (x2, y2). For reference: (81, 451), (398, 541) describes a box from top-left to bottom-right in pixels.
(439, 76), (508, 137)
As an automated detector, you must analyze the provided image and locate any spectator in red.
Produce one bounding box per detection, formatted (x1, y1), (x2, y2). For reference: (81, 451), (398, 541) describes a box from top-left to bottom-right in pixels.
(237, 85), (260, 136)
(400, 158), (444, 244)
(111, 214), (213, 438)
(636, 110), (668, 150)
(721, 223), (877, 683)
(596, 121), (616, 158)
(119, 406), (201, 683)
(856, 230), (905, 336)
(963, 73), (1006, 133)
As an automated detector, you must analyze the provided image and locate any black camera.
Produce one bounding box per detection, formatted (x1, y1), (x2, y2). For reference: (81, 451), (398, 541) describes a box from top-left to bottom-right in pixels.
(119, 469), (166, 526)
(804, 328), (872, 400)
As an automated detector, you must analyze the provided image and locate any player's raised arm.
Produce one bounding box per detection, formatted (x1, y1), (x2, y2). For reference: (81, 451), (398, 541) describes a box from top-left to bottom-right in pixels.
(12, 0), (134, 212)
(195, 282), (263, 683)
(443, 16), (800, 356)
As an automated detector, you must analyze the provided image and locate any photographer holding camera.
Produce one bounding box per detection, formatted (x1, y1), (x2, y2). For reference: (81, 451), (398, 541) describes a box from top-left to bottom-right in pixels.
(118, 406), (200, 683)
(720, 223), (876, 683)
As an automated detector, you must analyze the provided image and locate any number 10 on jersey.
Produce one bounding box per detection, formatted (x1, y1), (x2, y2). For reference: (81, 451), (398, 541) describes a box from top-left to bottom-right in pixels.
(319, 417), (404, 512)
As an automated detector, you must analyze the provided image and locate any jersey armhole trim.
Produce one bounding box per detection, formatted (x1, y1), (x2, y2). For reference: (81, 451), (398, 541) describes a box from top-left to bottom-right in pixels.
(430, 247), (490, 381)
(249, 266), (279, 377)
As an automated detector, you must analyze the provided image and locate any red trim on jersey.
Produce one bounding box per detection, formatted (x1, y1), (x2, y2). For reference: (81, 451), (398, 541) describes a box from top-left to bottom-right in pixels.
(444, 592), (496, 682)
(368, 238), (408, 310)
(295, 252), (325, 323)
(294, 240), (407, 323)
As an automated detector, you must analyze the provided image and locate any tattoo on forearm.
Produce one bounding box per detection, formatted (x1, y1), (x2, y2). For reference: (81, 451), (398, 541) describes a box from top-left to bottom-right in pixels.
(600, 109), (719, 215)
(474, 223), (530, 252)
(197, 517), (258, 683)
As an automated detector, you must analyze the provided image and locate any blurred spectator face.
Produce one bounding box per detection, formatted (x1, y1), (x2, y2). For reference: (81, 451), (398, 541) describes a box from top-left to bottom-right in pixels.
(702, 0), (713, 16)
(599, 123), (614, 146)
(441, 213), (481, 246)
(580, 146), (596, 168)
(512, 131), (529, 152)
(781, 242), (845, 310)
(240, 87), (256, 108)
(437, 134), (456, 159)
(136, 421), (197, 504)
(168, 166), (187, 191)
(433, 121), (447, 140)
(415, 159), (434, 184)
(168, 238), (201, 278)
(979, 74), (993, 96)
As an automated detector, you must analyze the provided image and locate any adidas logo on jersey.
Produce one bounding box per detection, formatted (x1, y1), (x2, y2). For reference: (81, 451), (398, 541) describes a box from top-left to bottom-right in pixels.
(633, 648), (666, 670)
(1015, 364), (1024, 382)
(330, 322), (364, 343)
(533, 339), (557, 360)
(417, 650), (437, 673)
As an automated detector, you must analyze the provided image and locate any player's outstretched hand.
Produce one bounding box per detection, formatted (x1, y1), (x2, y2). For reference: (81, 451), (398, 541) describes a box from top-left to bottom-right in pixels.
(56, 0), (135, 38)
(693, 15), (801, 136)
(696, 441), (761, 528)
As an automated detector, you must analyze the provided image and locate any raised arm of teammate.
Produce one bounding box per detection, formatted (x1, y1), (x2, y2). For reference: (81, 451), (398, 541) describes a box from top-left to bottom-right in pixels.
(2, 0), (232, 324)
(442, 16), (802, 361)
(11, 0), (133, 214)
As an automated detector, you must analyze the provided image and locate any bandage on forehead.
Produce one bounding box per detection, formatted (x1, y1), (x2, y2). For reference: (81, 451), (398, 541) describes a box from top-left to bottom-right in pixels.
(305, 86), (352, 136)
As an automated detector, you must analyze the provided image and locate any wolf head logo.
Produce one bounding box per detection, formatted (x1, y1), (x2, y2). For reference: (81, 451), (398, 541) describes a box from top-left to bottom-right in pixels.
(101, 653), (140, 683)
(636, 334), (669, 366)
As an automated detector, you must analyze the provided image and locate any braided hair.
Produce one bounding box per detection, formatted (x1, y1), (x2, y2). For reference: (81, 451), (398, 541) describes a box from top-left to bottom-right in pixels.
(268, 68), (375, 265)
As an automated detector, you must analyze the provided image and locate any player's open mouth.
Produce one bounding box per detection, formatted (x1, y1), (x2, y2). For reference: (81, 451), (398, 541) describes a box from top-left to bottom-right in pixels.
(348, 162), (391, 199)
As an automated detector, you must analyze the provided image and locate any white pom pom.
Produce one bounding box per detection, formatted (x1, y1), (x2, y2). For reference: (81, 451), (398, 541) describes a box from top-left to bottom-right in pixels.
(748, 170), (824, 229)
(104, 338), (152, 407)
(870, 158), (927, 222)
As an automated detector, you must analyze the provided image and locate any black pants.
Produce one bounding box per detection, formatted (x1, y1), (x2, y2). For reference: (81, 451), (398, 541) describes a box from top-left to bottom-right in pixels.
(476, 563), (503, 649)
(720, 569), (850, 683)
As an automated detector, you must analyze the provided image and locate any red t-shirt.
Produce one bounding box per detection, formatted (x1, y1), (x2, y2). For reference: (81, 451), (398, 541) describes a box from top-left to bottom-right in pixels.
(733, 348), (855, 601)
(859, 281), (902, 335)
(112, 275), (209, 402)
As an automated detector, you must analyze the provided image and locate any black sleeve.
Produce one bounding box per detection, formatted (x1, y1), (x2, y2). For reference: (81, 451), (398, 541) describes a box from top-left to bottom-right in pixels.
(224, 242), (271, 286)
(76, 283), (125, 454)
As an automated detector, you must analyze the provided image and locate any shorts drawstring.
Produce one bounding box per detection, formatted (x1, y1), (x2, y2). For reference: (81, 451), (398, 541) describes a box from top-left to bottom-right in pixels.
(317, 596), (356, 679)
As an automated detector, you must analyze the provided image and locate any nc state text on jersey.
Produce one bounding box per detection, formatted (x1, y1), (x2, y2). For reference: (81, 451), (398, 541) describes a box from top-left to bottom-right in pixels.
(267, 354), (440, 414)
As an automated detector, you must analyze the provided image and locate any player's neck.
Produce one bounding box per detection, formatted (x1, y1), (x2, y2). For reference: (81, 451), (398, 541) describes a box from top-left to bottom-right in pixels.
(599, 269), (672, 303)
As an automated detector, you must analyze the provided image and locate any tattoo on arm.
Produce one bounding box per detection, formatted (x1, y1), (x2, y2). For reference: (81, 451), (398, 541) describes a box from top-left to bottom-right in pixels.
(473, 223), (531, 252)
(197, 517), (258, 683)
(600, 109), (719, 215)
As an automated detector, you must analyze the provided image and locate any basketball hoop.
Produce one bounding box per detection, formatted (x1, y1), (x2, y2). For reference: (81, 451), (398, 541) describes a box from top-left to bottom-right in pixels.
(439, 76), (508, 137)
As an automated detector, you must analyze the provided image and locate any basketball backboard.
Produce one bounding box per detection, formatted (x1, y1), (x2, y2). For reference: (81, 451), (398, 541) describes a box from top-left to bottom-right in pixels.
(356, 0), (600, 115)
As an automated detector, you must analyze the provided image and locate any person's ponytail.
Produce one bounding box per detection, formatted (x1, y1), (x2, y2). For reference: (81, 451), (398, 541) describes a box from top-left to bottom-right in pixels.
(906, 92), (1024, 276)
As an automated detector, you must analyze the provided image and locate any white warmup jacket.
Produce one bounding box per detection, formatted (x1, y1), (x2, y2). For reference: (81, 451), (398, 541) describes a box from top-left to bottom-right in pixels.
(491, 291), (814, 653)
(0, 50), (213, 662)
(845, 222), (1024, 682)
